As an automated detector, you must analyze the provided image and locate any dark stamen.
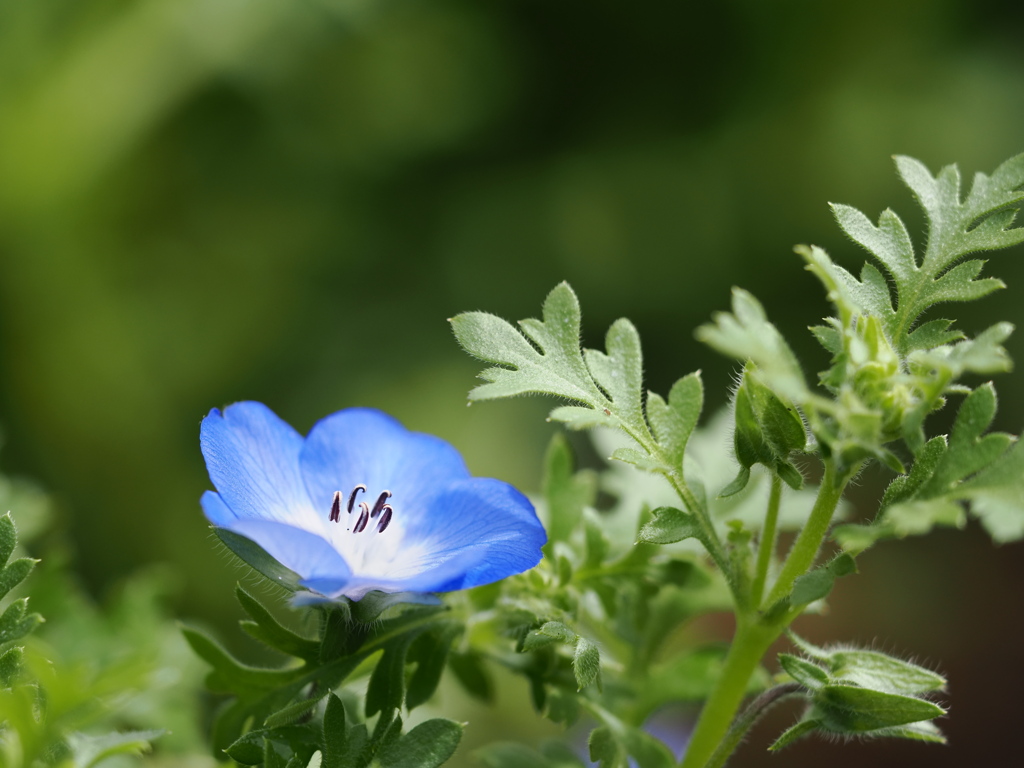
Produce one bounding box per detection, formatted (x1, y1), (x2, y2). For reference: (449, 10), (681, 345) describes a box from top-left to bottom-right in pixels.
(354, 502), (370, 533)
(347, 484), (366, 514)
(376, 505), (393, 533)
(329, 491), (343, 522)
(370, 490), (392, 518)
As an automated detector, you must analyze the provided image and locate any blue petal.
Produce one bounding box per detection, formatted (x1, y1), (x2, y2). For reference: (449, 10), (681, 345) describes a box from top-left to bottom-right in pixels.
(201, 402), (313, 525)
(200, 490), (237, 526)
(299, 408), (470, 518)
(390, 477), (547, 593)
(216, 518), (353, 584)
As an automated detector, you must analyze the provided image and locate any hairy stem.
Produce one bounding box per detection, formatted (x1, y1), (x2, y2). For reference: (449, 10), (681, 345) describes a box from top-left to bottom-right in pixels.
(704, 682), (803, 768)
(751, 475), (782, 609)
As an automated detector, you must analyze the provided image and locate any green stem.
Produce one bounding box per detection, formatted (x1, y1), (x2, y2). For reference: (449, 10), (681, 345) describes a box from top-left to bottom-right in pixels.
(678, 621), (775, 768)
(751, 475), (782, 609)
(703, 683), (803, 768)
(765, 460), (846, 607)
(680, 463), (849, 768)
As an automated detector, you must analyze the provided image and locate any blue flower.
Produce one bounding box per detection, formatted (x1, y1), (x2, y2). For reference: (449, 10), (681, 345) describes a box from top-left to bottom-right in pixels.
(200, 402), (546, 601)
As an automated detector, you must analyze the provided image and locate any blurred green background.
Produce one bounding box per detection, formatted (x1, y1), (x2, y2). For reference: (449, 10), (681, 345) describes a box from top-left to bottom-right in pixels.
(1, 0), (1022, 765)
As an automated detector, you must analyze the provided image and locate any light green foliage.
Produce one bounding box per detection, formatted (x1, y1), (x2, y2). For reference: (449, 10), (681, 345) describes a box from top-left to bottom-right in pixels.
(772, 634), (947, 750)
(452, 153), (1024, 768)
(1, 503), (183, 768)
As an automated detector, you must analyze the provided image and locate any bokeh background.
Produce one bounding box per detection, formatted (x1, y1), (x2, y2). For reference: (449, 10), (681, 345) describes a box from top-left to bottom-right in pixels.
(1, 0), (1022, 765)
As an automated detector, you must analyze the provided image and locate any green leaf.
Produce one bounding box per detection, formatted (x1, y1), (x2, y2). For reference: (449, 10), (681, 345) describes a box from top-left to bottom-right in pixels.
(451, 282), (599, 405)
(322, 694), (347, 768)
(406, 624), (460, 710)
(636, 506), (702, 545)
(0, 597), (43, 645)
(789, 554), (856, 606)
(542, 433), (596, 548)
(444, 650), (491, 704)
(237, 585), (321, 661)
(523, 621), (576, 651)
(376, 719), (463, 768)
(696, 288), (807, 402)
(366, 629), (421, 717)
(768, 719), (820, 751)
(953, 436), (1024, 542)
(829, 650), (945, 696)
(778, 653), (828, 689)
(0, 513), (16, 566)
(181, 626), (306, 695)
(817, 684), (945, 732)
(572, 637), (601, 691)
(584, 318), (645, 426)
(264, 694), (327, 728)
(67, 730), (163, 768)
(646, 372), (703, 474)
(0, 646), (24, 686)
(588, 726), (626, 768)
(0, 557), (37, 600)
(831, 154), (1024, 352)
(215, 528), (303, 591)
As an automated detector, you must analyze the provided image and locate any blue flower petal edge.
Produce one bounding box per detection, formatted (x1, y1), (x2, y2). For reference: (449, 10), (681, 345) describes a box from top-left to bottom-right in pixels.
(200, 402), (547, 601)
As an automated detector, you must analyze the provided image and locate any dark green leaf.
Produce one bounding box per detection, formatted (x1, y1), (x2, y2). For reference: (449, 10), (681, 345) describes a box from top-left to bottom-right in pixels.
(0, 513), (16, 566)
(768, 719), (820, 751)
(322, 694), (347, 768)
(182, 626), (307, 695)
(0, 597), (43, 645)
(215, 528), (303, 591)
(377, 719), (463, 768)
(0, 557), (36, 600)
(406, 624), (460, 710)
(588, 726), (626, 768)
(237, 585), (320, 661)
(447, 650), (493, 703)
(818, 684), (945, 732)
(0, 646), (24, 686)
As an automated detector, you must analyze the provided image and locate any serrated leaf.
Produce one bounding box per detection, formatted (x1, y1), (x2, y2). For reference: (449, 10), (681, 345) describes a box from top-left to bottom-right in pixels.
(953, 436), (1024, 542)
(572, 637), (601, 691)
(696, 288), (807, 402)
(377, 719), (463, 768)
(584, 318), (645, 425)
(451, 283), (598, 405)
(646, 372), (703, 474)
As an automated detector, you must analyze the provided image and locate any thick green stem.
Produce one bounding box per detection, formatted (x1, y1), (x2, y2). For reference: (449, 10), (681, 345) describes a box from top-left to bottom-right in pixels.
(765, 460), (846, 607)
(678, 621), (775, 768)
(703, 683), (803, 768)
(679, 463), (849, 768)
(751, 475), (782, 608)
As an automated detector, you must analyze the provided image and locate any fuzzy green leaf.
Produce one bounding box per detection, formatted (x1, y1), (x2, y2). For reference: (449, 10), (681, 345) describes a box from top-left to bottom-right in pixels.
(67, 730), (163, 768)
(778, 654), (828, 689)
(646, 372), (703, 474)
(696, 288), (806, 401)
(0, 513), (16, 567)
(818, 684), (945, 732)
(572, 637), (601, 691)
(0, 598), (43, 645)
(0, 557), (37, 601)
(451, 283), (599, 405)
(636, 506), (703, 546)
(829, 650), (945, 696)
